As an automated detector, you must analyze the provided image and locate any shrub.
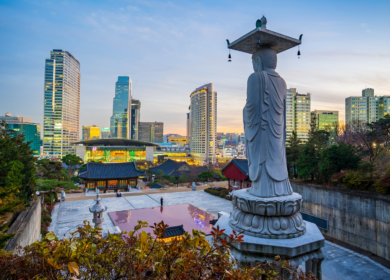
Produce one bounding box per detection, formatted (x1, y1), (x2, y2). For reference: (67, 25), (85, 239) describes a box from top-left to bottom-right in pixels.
(343, 170), (374, 190)
(0, 221), (315, 279)
(373, 167), (390, 195)
(45, 221), (51, 227)
(204, 188), (232, 201)
(71, 176), (81, 183)
(43, 217), (52, 223)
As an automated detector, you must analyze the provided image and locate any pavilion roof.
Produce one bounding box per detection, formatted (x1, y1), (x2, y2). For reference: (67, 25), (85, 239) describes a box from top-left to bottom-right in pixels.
(221, 158), (248, 175)
(163, 225), (185, 238)
(78, 162), (145, 180)
(149, 159), (188, 176)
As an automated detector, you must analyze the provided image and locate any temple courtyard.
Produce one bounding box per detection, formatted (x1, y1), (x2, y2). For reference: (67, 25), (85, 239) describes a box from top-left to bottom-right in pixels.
(49, 190), (390, 280)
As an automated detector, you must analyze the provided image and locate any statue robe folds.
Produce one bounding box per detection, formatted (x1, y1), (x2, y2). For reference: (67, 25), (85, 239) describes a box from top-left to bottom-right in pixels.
(244, 70), (293, 197)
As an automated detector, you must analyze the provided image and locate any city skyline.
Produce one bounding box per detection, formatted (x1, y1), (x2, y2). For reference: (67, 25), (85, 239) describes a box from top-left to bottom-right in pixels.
(1, 0), (389, 136)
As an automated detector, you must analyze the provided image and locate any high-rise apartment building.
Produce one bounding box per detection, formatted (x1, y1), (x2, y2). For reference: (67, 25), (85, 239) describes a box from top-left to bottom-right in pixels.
(82, 125), (100, 140)
(286, 88), (311, 143)
(186, 113), (190, 137)
(0, 113), (41, 154)
(310, 110), (339, 131)
(138, 122), (164, 143)
(101, 128), (110, 139)
(131, 99), (141, 140)
(345, 88), (390, 127)
(110, 76), (132, 139)
(43, 49), (80, 157)
(189, 83), (217, 164)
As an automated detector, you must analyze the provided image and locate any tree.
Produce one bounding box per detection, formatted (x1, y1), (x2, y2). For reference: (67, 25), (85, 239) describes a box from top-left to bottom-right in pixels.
(0, 221), (315, 279)
(36, 159), (70, 181)
(0, 121), (37, 248)
(319, 143), (361, 183)
(296, 118), (330, 182)
(286, 131), (302, 178)
(197, 171), (214, 182)
(61, 154), (83, 178)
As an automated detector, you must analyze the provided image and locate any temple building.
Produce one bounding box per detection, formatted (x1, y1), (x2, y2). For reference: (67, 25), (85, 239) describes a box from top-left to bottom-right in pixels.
(221, 158), (251, 189)
(78, 162), (145, 191)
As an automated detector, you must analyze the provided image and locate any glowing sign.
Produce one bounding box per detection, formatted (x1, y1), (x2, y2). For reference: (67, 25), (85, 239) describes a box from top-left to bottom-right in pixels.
(92, 147), (97, 151)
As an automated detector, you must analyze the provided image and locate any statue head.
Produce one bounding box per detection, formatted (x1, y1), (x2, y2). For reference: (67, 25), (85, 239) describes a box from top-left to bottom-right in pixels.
(252, 47), (277, 72)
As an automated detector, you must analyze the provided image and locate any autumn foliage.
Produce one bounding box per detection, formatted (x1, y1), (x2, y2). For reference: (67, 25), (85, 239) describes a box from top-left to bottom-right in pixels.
(0, 221), (315, 279)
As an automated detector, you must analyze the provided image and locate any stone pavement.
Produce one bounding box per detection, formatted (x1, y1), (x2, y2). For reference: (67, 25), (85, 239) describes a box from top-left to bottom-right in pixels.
(48, 190), (390, 280)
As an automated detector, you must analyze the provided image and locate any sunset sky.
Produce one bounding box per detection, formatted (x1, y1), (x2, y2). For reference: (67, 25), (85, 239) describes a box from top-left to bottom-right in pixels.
(1, 0), (389, 135)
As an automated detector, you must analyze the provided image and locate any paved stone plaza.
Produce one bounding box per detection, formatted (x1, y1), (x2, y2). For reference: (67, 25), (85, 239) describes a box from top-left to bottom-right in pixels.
(49, 191), (390, 280)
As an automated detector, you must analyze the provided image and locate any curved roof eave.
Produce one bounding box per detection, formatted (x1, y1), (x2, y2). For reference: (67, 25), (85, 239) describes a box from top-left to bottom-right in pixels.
(72, 139), (159, 147)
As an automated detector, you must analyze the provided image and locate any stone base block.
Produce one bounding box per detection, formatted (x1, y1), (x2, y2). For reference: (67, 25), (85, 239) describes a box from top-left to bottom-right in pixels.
(216, 212), (325, 258)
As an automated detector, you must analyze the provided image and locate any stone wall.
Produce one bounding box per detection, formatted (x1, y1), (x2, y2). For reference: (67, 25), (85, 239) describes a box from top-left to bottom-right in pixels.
(5, 199), (41, 253)
(291, 182), (390, 261)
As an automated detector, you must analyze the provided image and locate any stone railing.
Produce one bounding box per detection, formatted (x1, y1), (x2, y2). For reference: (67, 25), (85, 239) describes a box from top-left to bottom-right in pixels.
(5, 199), (41, 253)
(291, 182), (390, 261)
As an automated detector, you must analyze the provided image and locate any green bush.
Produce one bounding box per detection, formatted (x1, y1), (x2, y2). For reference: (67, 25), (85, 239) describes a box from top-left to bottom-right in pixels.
(343, 170), (374, 190)
(71, 176), (80, 183)
(43, 217), (52, 223)
(204, 188), (232, 201)
(373, 167), (390, 195)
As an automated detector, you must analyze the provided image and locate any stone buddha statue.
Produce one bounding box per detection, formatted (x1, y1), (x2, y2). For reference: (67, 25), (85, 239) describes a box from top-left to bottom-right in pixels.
(226, 19), (306, 239)
(244, 47), (293, 198)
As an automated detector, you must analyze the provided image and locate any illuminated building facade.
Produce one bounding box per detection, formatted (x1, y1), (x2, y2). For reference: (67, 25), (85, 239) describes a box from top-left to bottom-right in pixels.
(310, 110), (339, 132)
(1, 113), (41, 154)
(101, 127), (110, 139)
(82, 125), (100, 140)
(75, 139), (157, 163)
(286, 88), (311, 143)
(110, 76), (132, 139)
(43, 49), (80, 157)
(345, 88), (390, 127)
(189, 83), (217, 164)
(131, 99), (141, 140)
(139, 122), (163, 143)
(167, 136), (190, 146)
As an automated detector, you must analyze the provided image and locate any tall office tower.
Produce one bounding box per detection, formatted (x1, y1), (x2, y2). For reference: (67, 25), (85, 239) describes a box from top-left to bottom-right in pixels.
(82, 125), (100, 140)
(189, 83), (217, 164)
(0, 113), (41, 154)
(43, 49), (80, 157)
(131, 99), (141, 140)
(138, 122), (164, 143)
(101, 127), (110, 139)
(286, 88), (311, 143)
(110, 76), (132, 139)
(345, 88), (389, 127)
(310, 110), (339, 131)
(186, 113), (190, 137)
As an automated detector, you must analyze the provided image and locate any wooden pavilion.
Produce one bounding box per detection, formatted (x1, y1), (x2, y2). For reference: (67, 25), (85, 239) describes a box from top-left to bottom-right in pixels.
(221, 158), (252, 190)
(78, 162), (145, 192)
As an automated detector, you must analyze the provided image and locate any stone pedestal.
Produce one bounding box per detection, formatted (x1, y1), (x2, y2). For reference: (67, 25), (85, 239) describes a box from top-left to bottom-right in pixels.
(216, 212), (325, 279)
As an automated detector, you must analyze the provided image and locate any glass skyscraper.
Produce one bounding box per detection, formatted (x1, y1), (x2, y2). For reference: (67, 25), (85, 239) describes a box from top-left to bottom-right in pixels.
(43, 49), (80, 157)
(110, 76), (132, 139)
(138, 122), (164, 143)
(0, 113), (41, 154)
(131, 99), (141, 140)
